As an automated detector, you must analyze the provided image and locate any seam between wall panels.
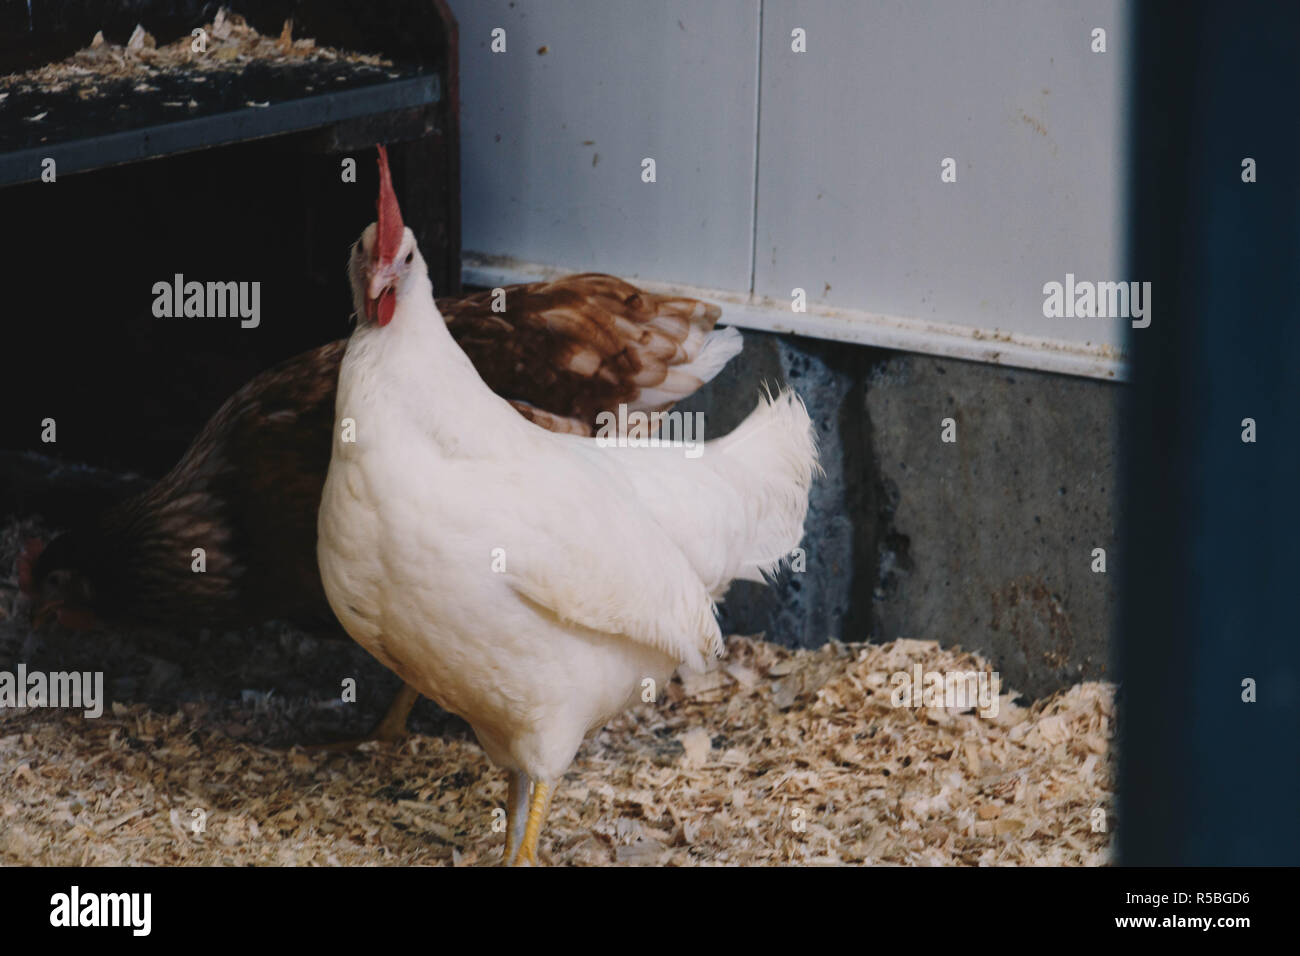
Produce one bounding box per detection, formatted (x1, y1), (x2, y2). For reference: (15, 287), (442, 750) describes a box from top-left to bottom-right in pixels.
(747, 0), (764, 297)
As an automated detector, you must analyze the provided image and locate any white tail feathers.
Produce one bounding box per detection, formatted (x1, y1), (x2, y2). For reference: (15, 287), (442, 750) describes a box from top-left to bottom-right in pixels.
(587, 380), (819, 617)
(712, 386), (821, 584)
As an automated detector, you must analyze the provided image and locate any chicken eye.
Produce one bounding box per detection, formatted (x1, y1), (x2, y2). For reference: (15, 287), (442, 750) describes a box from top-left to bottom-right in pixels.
(405, 251), (414, 265)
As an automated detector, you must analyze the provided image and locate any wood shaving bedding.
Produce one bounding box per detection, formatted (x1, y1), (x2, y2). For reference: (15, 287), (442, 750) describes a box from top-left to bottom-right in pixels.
(0, 518), (1114, 866)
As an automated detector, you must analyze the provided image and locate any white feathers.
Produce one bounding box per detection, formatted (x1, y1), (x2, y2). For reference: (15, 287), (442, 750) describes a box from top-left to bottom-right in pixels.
(574, 385), (818, 596)
(689, 325), (746, 384)
(709, 387), (822, 581)
(631, 325), (744, 412)
(317, 242), (818, 783)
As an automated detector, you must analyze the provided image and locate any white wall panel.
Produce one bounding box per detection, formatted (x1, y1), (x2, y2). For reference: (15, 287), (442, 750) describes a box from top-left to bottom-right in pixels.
(453, 1), (1130, 379)
(454, 0), (760, 290)
(752, 0), (1128, 374)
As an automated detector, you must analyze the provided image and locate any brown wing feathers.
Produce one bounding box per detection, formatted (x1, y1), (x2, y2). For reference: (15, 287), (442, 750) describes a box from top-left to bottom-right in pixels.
(440, 273), (730, 435)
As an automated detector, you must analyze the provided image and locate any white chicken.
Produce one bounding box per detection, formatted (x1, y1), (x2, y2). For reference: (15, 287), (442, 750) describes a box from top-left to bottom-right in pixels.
(318, 146), (819, 865)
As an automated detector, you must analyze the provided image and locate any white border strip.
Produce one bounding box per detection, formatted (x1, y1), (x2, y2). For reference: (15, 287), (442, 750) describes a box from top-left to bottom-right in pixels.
(462, 253), (1129, 383)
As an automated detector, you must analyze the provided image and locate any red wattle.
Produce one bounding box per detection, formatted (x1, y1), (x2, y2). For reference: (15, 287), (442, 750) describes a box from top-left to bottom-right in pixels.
(377, 288), (396, 326)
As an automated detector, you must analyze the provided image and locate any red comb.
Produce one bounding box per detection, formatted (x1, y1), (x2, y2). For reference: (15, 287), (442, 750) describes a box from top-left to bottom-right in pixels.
(376, 144), (404, 264)
(17, 537), (44, 597)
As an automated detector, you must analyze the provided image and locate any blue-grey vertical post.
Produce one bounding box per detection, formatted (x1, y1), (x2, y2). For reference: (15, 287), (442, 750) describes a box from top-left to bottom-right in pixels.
(1119, 0), (1300, 864)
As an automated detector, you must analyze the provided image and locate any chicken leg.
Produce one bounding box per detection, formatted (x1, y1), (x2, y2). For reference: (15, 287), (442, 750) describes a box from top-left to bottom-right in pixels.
(504, 770), (532, 863)
(508, 779), (554, 867)
(306, 681), (421, 752)
(367, 682), (421, 742)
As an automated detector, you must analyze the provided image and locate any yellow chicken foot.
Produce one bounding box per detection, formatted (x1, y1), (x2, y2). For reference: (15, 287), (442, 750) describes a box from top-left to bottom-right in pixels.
(304, 682), (421, 752)
(508, 779), (554, 866)
(504, 770), (532, 863)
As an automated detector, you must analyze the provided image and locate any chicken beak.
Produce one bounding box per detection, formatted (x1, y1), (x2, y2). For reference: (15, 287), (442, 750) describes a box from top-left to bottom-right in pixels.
(366, 259), (397, 326)
(367, 262), (393, 301)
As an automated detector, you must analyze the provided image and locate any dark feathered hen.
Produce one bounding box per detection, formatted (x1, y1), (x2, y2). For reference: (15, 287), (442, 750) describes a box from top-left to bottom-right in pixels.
(22, 276), (740, 740)
(28, 342), (347, 632)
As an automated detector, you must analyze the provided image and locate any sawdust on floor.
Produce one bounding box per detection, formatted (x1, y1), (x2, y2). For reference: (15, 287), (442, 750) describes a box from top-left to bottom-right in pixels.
(1, 512), (1114, 865)
(0, 631), (1114, 866)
